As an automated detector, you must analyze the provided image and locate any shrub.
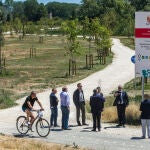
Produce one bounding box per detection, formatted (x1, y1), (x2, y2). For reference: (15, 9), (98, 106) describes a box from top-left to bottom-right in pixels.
(101, 104), (141, 125)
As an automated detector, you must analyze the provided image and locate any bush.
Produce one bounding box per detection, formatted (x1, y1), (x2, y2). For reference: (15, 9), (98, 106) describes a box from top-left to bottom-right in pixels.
(102, 106), (117, 123)
(101, 104), (141, 125)
(86, 96), (141, 125)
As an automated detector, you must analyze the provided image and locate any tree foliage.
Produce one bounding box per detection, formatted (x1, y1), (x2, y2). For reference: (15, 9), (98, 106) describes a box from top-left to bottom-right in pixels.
(62, 19), (82, 59)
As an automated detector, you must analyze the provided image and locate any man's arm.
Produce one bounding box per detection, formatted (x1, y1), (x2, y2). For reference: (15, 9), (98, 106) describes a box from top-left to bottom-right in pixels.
(140, 102), (143, 111)
(66, 94), (70, 110)
(90, 97), (92, 106)
(37, 100), (44, 110)
(27, 101), (34, 110)
(114, 91), (119, 97)
(124, 92), (129, 106)
(73, 90), (78, 105)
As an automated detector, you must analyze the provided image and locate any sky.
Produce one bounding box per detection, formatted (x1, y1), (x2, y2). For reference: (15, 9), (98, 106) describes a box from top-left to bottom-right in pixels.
(2, 0), (81, 4)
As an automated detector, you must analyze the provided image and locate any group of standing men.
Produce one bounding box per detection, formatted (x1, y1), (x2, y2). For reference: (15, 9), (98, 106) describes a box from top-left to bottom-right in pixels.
(50, 83), (131, 131)
(50, 83), (105, 131)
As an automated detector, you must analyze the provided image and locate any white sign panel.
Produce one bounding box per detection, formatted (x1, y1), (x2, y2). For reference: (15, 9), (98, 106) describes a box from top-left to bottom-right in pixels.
(135, 12), (150, 77)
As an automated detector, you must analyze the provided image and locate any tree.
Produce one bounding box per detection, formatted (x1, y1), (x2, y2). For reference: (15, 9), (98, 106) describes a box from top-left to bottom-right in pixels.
(144, 2), (150, 11)
(5, 0), (13, 9)
(79, 0), (99, 19)
(13, 1), (24, 19)
(13, 17), (22, 34)
(101, 8), (117, 34)
(36, 3), (48, 21)
(24, 0), (38, 21)
(46, 2), (79, 19)
(129, 0), (148, 10)
(5, 0), (13, 21)
(62, 19), (82, 75)
(62, 19), (82, 60)
(90, 18), (112, 60)
(0, 24), (5, 73)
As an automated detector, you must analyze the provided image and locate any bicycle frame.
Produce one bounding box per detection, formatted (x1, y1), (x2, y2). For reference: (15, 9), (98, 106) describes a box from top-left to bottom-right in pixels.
(30, 110), (44, 127)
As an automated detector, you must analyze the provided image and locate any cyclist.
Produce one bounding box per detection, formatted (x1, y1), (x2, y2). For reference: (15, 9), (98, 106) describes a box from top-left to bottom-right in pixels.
(22, 91), (44, 130)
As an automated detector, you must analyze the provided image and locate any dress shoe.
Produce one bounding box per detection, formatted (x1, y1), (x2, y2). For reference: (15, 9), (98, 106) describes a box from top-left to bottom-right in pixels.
(78, 122), (82, 126)
(91, 129), (96, 132)
(54, 125), (60, 127)
(98, 128), (101, 132)
(116, 124), (122, 127)
(64, 128), (72, 130)
(141, 136), (146, 139)
(82, 123), (89, 126)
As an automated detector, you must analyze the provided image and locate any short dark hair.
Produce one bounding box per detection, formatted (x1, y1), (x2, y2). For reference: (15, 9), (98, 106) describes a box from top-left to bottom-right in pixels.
(52, 88), (56, 92)
(97, 86), (101, 89)
(93, 89), (97, 95)
(31, 91), (36, 95)
(62, 86), (67, 92)
(77, 83), (82, 87)
(144, 94), (150, 100)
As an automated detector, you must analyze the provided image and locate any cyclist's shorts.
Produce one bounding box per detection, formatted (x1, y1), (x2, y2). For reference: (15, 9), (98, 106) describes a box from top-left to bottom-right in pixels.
(22, 106), (27, 112)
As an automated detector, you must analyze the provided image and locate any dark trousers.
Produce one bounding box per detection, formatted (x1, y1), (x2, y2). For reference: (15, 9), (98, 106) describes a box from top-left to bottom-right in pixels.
(50, 107), (58, 126)
(61, 106), (69, 129)
(117, 104), (126, 125)
(76, 102), (86, 124)
(92, 112), (101, 130)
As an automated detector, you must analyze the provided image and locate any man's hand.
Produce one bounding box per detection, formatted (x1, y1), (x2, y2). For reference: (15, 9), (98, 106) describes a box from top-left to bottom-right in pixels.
(40, 108), (44, 111)
(114, 92), (119, 97)
(68, 107), (70, 111)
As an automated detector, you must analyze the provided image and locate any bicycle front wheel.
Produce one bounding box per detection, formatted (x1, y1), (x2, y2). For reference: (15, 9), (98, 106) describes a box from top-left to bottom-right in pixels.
(16, 116), (29, 134)
(36, 118), (50, 137)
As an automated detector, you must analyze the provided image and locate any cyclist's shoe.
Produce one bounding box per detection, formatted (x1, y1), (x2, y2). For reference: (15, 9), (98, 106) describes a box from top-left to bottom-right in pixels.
(29, 127), (34, 132)
(28, 124), (34, 132)
(24, 121), (30, 127)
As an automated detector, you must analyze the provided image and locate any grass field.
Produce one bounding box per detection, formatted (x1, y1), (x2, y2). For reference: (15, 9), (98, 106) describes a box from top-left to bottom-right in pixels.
(118, 37), (135, 50)
(0, 134), (86, 150)
(0, 34), (113, 109)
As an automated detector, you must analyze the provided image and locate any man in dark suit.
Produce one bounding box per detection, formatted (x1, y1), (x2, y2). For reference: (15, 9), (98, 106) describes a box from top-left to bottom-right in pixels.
(73, 83), (87, 126)
(90, 89), (104, 131)
(50, 88), (59, 127)
(140, 94), (150, 138)
(113, 85), (129, 127)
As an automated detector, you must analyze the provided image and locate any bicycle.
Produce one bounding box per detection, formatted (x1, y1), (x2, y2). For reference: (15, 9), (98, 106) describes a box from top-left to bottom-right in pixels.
(16, 110), (50, 137)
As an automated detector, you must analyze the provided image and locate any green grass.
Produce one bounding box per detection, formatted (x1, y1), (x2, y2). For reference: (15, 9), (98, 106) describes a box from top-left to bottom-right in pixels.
(0, 35), (113, 109)
(118, 37), (135, 50)
(0, 89), (16, 109)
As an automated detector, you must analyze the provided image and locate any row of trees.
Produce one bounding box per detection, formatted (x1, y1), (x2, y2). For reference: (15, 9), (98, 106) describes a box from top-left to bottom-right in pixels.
(1, 0), (150, 36)
(62, 18), (111, 75)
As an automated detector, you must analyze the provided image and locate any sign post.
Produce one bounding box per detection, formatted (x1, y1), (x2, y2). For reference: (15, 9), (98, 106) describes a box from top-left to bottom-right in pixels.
(135, 12), (150, 100)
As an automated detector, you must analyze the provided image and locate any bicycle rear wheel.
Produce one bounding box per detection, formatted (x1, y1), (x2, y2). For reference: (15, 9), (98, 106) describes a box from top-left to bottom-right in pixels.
(16, 116), (29, 134)
(36, 118), (50, 137)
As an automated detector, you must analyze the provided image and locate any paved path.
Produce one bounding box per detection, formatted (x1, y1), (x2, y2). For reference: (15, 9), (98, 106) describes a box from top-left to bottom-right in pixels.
(1, 39), (149, 150)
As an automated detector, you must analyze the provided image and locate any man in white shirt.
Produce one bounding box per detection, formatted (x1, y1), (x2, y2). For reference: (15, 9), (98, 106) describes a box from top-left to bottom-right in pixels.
(60, 86), (70, 130)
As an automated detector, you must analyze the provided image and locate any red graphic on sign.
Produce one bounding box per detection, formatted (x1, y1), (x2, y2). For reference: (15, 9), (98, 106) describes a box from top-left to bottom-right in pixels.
(135, 28), (150, 38)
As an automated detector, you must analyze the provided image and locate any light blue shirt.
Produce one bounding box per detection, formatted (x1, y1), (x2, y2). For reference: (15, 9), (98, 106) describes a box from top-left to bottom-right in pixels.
(60, 91), (70, 107)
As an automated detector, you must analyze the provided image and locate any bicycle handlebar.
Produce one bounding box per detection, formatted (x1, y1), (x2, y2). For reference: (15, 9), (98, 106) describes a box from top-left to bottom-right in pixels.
(31, 109), (44, 112)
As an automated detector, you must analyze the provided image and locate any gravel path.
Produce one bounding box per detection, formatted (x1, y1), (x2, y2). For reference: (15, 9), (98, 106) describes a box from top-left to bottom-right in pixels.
(1, 39), (149, 150)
